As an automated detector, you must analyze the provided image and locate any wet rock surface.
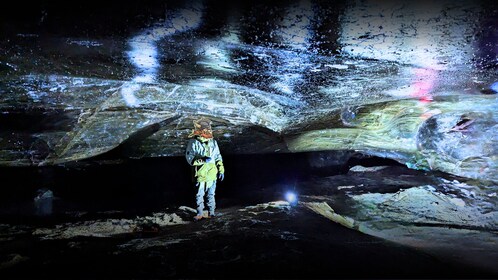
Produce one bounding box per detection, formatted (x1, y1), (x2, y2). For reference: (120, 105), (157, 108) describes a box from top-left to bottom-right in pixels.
(297, 165), (498, 277)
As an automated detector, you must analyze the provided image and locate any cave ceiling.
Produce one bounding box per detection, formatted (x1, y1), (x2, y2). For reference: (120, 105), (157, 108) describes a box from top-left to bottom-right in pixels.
(0, 0), (496, 182)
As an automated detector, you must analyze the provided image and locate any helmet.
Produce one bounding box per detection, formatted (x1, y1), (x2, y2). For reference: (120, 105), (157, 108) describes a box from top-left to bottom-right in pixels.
(188, 117), (213, 138)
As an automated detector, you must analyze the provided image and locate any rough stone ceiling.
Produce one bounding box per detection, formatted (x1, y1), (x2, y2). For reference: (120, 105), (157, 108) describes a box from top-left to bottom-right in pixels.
(0, 0), (496, 182)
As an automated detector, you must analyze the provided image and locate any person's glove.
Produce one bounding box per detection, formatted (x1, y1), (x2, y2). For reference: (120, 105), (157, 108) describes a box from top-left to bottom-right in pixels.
(218, 173), (224, 181)
(204, 157), (213, 163)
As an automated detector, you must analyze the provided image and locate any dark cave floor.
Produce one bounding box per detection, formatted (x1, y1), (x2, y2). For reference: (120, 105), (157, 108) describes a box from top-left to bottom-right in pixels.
(0, 201), (490, 279)
(0, 157), (496, 279)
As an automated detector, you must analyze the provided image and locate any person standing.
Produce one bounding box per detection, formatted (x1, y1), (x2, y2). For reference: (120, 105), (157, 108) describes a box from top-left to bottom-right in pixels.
(185, 117), (225, 221)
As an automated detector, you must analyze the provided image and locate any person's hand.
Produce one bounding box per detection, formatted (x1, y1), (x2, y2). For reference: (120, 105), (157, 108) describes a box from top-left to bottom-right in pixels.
(204, 157), (213, 163)
(218, 173), (224, 181)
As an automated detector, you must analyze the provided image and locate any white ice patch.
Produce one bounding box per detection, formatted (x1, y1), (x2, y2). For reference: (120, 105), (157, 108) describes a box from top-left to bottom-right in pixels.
(337, 185), (356, 190)
(196, 44), (236, 72)
(351, 185), (497, 228)
(128, 39), (159, 70)
(325, 64), (348, 70)
(349, 165), (389, 172)
(448, 198), (466, 207)
(26, 91), (48, 102)
(126, 2), (203, 86)
(120, 83), (140, 107)
(273, 81), (294, 95)
(132, 74), (155, 84)
(240, 201), (291, 212)
(66, 39), (103, 47)
(32, 211), (190, 240)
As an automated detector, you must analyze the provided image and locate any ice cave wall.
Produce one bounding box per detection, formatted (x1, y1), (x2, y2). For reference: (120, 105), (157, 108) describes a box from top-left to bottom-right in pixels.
(0, 0), (496, 183)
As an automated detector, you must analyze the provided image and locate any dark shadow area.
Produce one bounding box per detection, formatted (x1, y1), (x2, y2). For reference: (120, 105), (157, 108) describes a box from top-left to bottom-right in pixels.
(0, 151), (403, 224)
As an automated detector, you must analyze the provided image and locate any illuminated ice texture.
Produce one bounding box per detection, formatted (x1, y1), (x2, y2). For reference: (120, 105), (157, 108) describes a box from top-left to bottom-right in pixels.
(339, 0), (479, 70)
(123, 2), (204, 106)
(0, 0), (496, 184)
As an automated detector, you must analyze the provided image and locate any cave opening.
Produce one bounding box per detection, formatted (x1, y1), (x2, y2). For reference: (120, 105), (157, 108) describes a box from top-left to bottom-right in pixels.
(0, 151), (404, 224)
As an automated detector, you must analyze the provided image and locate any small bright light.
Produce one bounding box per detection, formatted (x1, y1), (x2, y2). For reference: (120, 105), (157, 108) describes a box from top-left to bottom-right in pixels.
(285, 191), (297, 204)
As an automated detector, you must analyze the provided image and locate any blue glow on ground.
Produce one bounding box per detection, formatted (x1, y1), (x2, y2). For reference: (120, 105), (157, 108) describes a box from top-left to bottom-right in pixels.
(285, 191), (298, 206)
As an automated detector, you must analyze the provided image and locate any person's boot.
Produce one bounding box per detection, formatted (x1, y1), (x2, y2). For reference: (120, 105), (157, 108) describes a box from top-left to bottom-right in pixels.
(193, 215), (203, 221)
(207, 212), (217, 218)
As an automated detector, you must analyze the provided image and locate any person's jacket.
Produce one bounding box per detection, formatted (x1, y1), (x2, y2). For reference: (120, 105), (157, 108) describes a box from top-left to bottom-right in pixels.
(185, 136), (224, 182)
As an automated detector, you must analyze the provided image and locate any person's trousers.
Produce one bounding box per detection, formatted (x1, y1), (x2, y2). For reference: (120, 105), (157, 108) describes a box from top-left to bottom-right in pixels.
(196, 180), (217, 216)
